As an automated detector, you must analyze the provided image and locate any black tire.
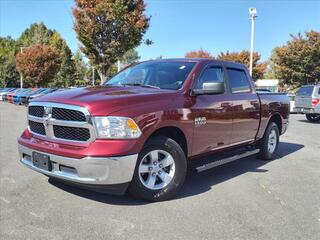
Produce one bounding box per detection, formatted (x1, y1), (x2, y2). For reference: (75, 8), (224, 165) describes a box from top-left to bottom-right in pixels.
(258, 122), (280, 160)
(306, 114), (320, 122)
(128, 136), (187, 201)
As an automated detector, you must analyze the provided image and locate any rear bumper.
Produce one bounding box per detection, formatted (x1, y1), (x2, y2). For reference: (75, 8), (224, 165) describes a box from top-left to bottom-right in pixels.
(294, 107), (320, 114)
(18, 144), (138, 194)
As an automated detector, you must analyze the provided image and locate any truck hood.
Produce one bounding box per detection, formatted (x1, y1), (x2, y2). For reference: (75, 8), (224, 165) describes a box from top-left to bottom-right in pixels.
(33, 86), (177, 116)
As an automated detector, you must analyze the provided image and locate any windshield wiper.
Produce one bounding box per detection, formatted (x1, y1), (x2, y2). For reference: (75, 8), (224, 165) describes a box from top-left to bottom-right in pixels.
(121, 83), (160, 89)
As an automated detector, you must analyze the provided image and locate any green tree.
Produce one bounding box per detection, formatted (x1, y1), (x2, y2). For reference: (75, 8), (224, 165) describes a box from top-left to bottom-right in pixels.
(51, 45), (76, 87)
(264, 50), (277, 79)
(0, 56), (20, 87)
(73, 50), (88, 86)
(217, 50), (267, 80)
(50, 32), (76, 87)
(16, 45), (61, 87)
(17, 22), (52, 46)
(272, 31), (320, 86)
(108, 48), (140, 78)
(0, 37), (19, 87)
(73, 0), (150, 84)
(120, 48), (140, 65)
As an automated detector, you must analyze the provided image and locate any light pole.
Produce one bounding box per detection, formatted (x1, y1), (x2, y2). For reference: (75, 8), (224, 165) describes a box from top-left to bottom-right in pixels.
(249, 7), (257, 77)
(20, 47), (26, 88)
(19, 46), (30, 88)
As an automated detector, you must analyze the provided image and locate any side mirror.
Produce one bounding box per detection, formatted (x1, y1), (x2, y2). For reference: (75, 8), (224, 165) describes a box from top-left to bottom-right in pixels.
(191, 82), (224, 95)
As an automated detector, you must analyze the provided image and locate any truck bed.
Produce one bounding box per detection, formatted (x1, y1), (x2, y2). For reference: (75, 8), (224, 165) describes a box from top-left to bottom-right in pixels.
(256, 92), (290, 139)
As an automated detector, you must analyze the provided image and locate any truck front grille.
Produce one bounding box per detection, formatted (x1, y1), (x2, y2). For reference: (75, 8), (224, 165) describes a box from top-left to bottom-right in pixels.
(52, 107), (86, 122)
(28, 120), (45, 135)
(27, 103), (94, 142)
(28, 106), (44, 117)
(53, 126), (90, 141)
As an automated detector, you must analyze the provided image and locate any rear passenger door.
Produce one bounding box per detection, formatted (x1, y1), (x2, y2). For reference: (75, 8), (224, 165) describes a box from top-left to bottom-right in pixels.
(225, 66), (260, 144)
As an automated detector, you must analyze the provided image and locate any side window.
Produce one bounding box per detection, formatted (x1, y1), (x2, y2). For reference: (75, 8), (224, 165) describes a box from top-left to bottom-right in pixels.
(196, 67), (224, 89)
(226, 68), (251, 93)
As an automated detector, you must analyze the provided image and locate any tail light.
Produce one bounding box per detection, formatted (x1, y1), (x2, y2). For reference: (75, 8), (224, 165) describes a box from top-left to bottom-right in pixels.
(311, 98), (320, 107)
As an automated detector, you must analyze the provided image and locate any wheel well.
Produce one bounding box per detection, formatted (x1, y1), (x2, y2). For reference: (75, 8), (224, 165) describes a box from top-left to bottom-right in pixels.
(269, 114), (282, 133)
(146, 127), (188, 157)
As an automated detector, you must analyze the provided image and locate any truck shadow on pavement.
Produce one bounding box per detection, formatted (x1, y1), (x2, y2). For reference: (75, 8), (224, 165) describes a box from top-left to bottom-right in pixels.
(48, 141), (304, 205)
(298, 119), (320, 124)
(177, 142), (304, 199)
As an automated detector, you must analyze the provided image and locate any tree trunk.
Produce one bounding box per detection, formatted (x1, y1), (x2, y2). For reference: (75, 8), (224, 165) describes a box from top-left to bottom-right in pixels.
(97, 65), (111, 85)
(97, 71), (105, 85)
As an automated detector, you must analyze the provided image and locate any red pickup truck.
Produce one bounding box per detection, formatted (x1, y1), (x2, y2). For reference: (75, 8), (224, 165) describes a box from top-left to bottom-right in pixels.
(18, 59), (289, 201)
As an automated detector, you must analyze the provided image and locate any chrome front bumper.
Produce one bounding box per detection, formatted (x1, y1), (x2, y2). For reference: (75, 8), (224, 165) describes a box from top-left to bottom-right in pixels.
(18, 144), (138, 186)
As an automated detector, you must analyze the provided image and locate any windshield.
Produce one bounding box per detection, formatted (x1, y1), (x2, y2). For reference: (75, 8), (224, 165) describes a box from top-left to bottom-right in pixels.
(104, 61), (196, 90)
(297, 86), (314, 96)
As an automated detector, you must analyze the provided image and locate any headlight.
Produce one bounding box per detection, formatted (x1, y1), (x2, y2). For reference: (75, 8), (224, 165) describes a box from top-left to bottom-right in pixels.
(93, 116), (142, 139)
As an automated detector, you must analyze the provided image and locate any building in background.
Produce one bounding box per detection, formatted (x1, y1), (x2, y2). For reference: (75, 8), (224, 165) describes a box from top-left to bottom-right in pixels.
(255, 79), (280, 92)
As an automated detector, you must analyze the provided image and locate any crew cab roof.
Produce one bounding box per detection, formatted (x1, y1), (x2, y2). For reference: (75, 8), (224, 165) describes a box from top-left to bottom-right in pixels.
(144, 58), (246, 68)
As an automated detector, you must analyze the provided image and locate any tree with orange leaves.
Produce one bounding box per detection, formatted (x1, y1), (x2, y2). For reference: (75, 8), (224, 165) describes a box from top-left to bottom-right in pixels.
(218, 51), (267, 80)
(16, 45), (61, 87)
(185, 49), (213, 59)
(73, 0), (150, 84)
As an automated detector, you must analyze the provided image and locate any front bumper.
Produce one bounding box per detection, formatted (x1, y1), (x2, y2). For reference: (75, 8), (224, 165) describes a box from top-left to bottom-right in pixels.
(18, 144), (138, 194)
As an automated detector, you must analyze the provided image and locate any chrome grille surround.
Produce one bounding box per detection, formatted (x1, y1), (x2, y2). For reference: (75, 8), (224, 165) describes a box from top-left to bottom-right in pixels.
(27, 102), (95, 143)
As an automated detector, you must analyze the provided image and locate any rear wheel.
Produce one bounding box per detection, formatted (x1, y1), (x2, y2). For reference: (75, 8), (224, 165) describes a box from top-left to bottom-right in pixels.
(306, 114), (320, 122)
(258, 122), (279, 160)
(128, 136), (187, 201)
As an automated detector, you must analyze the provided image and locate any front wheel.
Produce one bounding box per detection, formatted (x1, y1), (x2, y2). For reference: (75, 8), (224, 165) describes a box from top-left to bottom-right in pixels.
(128, 136), (187, 201)
(258, 122), (280, 160)
(306, 114), (320, 122)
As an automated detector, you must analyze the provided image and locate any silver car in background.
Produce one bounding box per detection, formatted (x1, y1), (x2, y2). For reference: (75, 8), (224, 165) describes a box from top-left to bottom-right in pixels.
(294, 84), (320, 122)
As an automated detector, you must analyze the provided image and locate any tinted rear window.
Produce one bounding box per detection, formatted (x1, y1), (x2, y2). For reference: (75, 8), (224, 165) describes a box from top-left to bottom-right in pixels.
(297, 86), (314, 96)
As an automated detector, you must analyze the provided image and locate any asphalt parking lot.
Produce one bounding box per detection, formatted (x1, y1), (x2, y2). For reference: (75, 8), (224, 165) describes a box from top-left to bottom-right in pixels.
(0, 102), (319, 240)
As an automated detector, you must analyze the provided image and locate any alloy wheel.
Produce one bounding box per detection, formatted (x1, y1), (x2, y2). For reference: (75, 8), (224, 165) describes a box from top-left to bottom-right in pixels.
(138, 150), (176, 190)
(268, 129), (277, 154)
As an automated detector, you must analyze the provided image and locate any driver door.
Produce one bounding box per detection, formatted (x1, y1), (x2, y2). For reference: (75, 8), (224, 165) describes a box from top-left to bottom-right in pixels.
(190, 64), (233, 156)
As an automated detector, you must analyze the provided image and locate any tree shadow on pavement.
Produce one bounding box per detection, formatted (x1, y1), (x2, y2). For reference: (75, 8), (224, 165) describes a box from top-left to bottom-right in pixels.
(48, 141), (304, 205)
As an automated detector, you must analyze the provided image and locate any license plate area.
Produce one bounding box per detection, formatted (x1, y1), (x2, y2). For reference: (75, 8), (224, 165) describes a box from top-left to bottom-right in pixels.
(32, 152), (52, 171)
